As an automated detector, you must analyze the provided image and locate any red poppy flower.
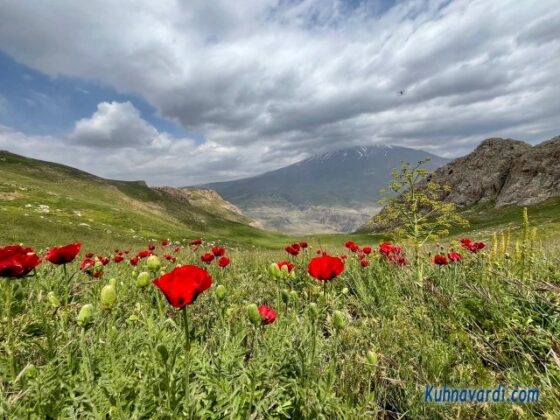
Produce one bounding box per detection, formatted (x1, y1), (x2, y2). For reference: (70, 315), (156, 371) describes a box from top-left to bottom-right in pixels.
(362, 246), (372, 255)
(0, 245), (41, 278)
(161, 240), (170, 247)
(163, 254), (177, 263)
(124, 250), (130, 255)
(148, 244), (156, 251)
(379, 242), (402, 256)
(433, 255), (449, 266)
(299, 241), (308, 249)
(448, 252), (462, 262)
(98, 256), (110, 266)
(46, 242), (81, 265)
(85, 252), (94, 259)
(129, 256), (140, 266)
(80, 258), (95, 272)
(360, 260), (370, 268)
(316, 250), (322, 255)
(173, 246), (181, 253)
(460, 238), (485, 253)
(285, 245), (299, 256)
(344, 241), (356, 249)
(358, 253), (366, 260)
(308, 255), (345, 281)
(201, 253), (214, 264)
(277, 261), (295, 272)
(113, 255), (124, 263)
(153, 265), (212, 309)
(189, 239), (203, 246)
(388, 254), (407, 266)
(211, 246), (225, 257)
(137, 250), (152, 259)
(291, 243), (301, 251)
(218, 256), (230, 268)
(340, 254), (348, 260)
(258, 305), (277, 325)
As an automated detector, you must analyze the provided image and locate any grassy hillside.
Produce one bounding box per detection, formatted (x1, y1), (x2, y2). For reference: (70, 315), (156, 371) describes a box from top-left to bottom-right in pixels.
(448, 198), (560, 244)
(2, 150), (559, 253)
(0, 151), (290, 250)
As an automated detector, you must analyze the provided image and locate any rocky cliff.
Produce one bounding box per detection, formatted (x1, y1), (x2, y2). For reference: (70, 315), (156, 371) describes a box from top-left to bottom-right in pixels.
(497, 136), (560, 207)
(423, 135), (560, 208)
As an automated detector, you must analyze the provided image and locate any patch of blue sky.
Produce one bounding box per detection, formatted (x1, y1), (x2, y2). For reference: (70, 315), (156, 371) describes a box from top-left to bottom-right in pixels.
(0, 51), (204, 142)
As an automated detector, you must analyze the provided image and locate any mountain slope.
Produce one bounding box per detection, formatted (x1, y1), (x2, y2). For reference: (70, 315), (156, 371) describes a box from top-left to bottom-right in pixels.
(0, 150), (284, 249)
(365, 135), (560, 237)
(201, 145), (448, 233)
(420, 136), (560, 208)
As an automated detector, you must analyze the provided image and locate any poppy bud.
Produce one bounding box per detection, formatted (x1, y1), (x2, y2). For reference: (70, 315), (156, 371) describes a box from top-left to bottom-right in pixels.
(147, 255), (161, 272)
(308, 303), (319, 320)
(341, 287), (349, 295)
(100, 285), (117, 309)
(280, 265), (290, 278)
(366, 349), (378, 365)
(47, 292), (60, 308)
(109, 278), (117, 288)
(289, 290), (298, 301)
(131, 269), (138, 279)
(216, 285), (226, 301)
(333, 310), (346, 330)
(77, 303), (94, 326)
(269, 262), (281, 278)
(137, 271), (151, 287)
(246, 304), (261, 326)
(156, 343), (169, 363)
(281, 289), (290, 304)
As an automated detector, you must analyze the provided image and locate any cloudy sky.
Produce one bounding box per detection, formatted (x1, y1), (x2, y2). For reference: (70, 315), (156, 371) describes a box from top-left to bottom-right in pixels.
(0, 0), (558, 186)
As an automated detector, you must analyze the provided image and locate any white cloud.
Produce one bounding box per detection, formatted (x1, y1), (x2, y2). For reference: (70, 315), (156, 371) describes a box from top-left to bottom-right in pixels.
(0, 101), (298, 186)
(69, 101), (161, 148)
(0, 0), (558, 184)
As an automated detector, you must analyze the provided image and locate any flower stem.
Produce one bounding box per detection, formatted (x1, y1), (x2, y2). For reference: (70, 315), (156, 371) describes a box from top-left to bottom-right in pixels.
(182, 306), (190, 353)
(182, 306), (192, 406)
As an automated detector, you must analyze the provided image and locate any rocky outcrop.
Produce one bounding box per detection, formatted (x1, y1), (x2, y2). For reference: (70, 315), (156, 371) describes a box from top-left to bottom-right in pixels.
(153, 186), (261, 227)
(497, 136), (560, 207)
(420, 135), (560, 208)
(423, 138), (532, 207)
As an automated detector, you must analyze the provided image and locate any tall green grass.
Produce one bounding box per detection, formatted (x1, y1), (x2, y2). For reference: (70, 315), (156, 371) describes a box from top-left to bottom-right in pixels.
(1, 225), (559, 418)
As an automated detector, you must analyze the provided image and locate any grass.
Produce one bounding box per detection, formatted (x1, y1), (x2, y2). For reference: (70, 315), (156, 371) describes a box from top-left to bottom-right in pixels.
(2, 151), (560, 417)
(1, 223), (559, 418)
(0, 150), (294, 250)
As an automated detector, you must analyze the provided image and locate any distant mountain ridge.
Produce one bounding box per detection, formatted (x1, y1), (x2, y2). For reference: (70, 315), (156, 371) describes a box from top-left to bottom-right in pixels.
(200, 145), (449, 233)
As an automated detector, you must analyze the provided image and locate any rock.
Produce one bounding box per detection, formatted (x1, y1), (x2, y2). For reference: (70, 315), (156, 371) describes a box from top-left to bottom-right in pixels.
(405, 135), (560, 209)
(422, 138), (531, 207)
(497, 136), (560, 206)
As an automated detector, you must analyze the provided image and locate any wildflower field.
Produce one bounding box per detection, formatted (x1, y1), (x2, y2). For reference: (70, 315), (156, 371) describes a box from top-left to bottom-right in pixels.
(2, 216), (560, 419)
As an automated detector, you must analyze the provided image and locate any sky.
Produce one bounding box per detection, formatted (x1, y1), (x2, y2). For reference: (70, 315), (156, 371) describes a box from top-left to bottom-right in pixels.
(0, 0), (558, 186)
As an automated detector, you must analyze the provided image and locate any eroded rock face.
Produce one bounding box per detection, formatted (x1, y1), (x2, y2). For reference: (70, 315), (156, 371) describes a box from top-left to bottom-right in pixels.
(418, 135), (560, 209)
(423, 138), (532, 207)
(497, 136), (560, 207)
